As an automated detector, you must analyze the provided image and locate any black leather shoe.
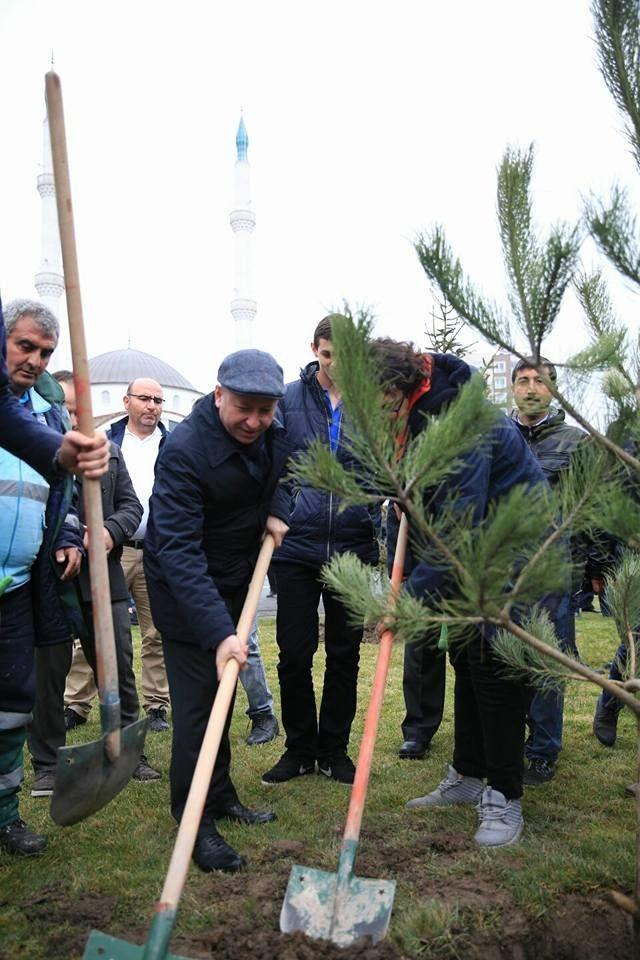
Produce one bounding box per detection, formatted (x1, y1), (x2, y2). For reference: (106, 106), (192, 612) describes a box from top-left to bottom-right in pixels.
(64, 707), (87, 731)
(215, 801), (277, 825)
(593, 697), (620, 747)
(192, 829), (247, 872)
(399, 739), (429, 759)
(0, 818), (47, 856)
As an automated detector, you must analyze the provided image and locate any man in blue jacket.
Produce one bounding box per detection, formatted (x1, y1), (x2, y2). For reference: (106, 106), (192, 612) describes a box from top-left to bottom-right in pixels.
(145, 349), (290, 873)
(371, 338), (547, 847)
(0, 300), (85, 856)
(262, 316), (380, 787)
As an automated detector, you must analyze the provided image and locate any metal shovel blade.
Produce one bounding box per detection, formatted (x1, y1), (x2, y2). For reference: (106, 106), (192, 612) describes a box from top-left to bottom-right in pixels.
(50, 718), (148, 826)
(84, 929), (189, 960)
(280, 863), (396, 948)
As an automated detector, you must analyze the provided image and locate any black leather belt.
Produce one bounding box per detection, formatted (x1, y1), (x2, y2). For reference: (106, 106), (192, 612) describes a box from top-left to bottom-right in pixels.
(124, 539), (145, 550)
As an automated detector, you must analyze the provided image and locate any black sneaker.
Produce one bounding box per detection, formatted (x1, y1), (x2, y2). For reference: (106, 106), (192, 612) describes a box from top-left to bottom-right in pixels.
(246, 713), (279, 746)
(0, 818), (47, 856)
(523, 757), (555, 786)
(132, 754), (161, 781)
(31, 769), (55, 798)
(261, 751), (314, 785)
(147, 708), (170, 733)
(64, 707), (87, 731)
(593, 697), (620, 747)
(318, 752), (356, 785)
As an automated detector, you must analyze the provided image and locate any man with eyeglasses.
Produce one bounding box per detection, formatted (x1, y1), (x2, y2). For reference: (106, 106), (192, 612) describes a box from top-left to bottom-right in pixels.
(109, 378), (171, 733)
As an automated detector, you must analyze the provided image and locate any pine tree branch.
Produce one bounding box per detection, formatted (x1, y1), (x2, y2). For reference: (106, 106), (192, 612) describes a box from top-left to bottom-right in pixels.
(586, 187), (640, 287)
(498, 145), (535, 342)
(500, 481), (592, 618)
(593, 0), (640, 169)
(498, 615), (640, 714)
(546, 379), (640, 471)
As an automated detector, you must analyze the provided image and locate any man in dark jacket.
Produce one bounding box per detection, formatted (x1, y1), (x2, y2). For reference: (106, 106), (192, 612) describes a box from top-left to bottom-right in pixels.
(372, 339), (546, 847)
(0, 298), (109, 480)
(510, 356), (586, 785)
(262, 316), (380, 788)
(0, 300), (84, 856)
(145, 349), (290, 873)
(390, 354), (473, 762)
(27, 371), (159, 797)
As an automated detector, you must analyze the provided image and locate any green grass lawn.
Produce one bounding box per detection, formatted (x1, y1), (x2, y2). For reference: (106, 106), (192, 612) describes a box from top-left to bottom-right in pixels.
(0, 611), (636, 959)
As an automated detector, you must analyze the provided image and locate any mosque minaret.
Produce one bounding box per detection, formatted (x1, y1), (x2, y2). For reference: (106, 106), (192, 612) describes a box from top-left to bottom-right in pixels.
(229, 114), (257, 349)
(35, 112), (69, 369)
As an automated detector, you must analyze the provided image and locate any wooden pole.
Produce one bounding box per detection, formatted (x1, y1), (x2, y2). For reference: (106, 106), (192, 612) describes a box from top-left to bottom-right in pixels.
(45, 70), (120, 760)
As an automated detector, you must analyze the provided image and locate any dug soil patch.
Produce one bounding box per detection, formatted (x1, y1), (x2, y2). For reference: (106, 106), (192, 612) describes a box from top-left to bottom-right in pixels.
(9, 853), (631, 959)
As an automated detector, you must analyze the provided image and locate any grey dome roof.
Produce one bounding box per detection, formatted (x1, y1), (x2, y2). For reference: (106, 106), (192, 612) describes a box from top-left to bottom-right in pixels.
(89, 348), (198, 391)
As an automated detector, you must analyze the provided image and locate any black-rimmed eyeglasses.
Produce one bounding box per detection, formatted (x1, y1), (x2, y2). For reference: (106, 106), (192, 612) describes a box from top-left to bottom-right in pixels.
(127, 393), (164, 405)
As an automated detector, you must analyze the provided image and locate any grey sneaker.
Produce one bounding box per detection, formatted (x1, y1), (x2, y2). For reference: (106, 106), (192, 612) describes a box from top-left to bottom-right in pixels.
(31, 769), (55, 798)
(406, 764), (484, 808)
(474, 786), (523, 847)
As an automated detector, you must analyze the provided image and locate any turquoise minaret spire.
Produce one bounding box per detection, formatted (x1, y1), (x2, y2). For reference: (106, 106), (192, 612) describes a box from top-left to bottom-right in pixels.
(236, 115), (249, 162)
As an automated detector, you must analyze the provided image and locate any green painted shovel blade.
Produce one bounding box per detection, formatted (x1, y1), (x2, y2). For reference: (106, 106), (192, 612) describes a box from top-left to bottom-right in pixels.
(280, 863), (395, 947)
(83, 929), (189, 960)
(50, 718), (148, 826)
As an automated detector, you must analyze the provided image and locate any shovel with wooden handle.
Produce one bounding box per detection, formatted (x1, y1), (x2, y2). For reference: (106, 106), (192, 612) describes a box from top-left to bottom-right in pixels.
(82, 534), (276, 960)
(45, 69), (147, 826)
(280, 513), (409, 947)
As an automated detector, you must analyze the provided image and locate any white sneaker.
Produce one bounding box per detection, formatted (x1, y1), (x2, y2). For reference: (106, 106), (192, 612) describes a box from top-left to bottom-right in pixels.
(474, 786), (523, 847)
(406, 764), (484, 808)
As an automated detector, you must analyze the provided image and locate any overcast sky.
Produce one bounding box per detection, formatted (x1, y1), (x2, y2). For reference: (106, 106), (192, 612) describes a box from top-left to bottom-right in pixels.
(1, 0), (639, 402)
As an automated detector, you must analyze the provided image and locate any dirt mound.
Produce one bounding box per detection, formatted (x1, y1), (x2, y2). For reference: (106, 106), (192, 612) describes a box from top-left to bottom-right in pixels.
(464, 895), (630, 960)
(9, 873), (631, 960)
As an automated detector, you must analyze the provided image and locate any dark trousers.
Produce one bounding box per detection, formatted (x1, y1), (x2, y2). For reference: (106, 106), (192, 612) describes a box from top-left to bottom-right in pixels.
(163, 636), (239, 830)
(0, 584), (36, 827)
(401, 636), (446, 742)
(0, 583), (36, 715)
(28, 599), (140, 771)
(451, 629), (528, 800)
(275, 561), (363, 761)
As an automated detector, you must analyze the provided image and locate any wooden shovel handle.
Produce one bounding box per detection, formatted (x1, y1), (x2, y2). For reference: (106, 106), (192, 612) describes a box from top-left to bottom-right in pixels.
(158, 534), (275, 909)
(45, 71), (120, 759)
(342, 513), (409, 847)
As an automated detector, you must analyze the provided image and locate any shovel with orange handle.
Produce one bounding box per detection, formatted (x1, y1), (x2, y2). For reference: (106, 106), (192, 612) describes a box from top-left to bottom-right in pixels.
(280, 513), (409, 947)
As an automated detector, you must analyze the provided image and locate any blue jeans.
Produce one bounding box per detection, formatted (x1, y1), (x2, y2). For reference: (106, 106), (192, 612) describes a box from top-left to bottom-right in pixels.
(601, 643), (627, 710)
(526, 593), (574, 764)
(238, 621), (274, 720)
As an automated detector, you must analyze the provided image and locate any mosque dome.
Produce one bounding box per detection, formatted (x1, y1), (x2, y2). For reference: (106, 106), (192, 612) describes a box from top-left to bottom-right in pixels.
(89, 348), (197, 391)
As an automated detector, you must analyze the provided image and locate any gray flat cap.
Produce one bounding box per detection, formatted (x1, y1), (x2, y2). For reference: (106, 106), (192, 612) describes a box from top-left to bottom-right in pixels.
(217, 349), (285, 398)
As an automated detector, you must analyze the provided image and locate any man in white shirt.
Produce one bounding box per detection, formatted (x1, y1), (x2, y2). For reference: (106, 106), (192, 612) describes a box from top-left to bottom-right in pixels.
(112, 378), (170, 731)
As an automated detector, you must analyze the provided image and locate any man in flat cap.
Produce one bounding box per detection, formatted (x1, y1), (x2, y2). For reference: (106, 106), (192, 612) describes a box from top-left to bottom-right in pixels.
(144, 350), (290, 872)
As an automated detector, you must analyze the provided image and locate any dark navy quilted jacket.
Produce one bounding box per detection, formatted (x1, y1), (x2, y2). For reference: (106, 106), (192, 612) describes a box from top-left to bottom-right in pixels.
(272, 361), (380, 569)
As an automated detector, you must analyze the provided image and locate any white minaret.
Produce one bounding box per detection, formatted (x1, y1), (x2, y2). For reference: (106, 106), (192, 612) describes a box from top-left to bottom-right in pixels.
(230, 114), (257, 348)
(35, 112), (69, 370)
